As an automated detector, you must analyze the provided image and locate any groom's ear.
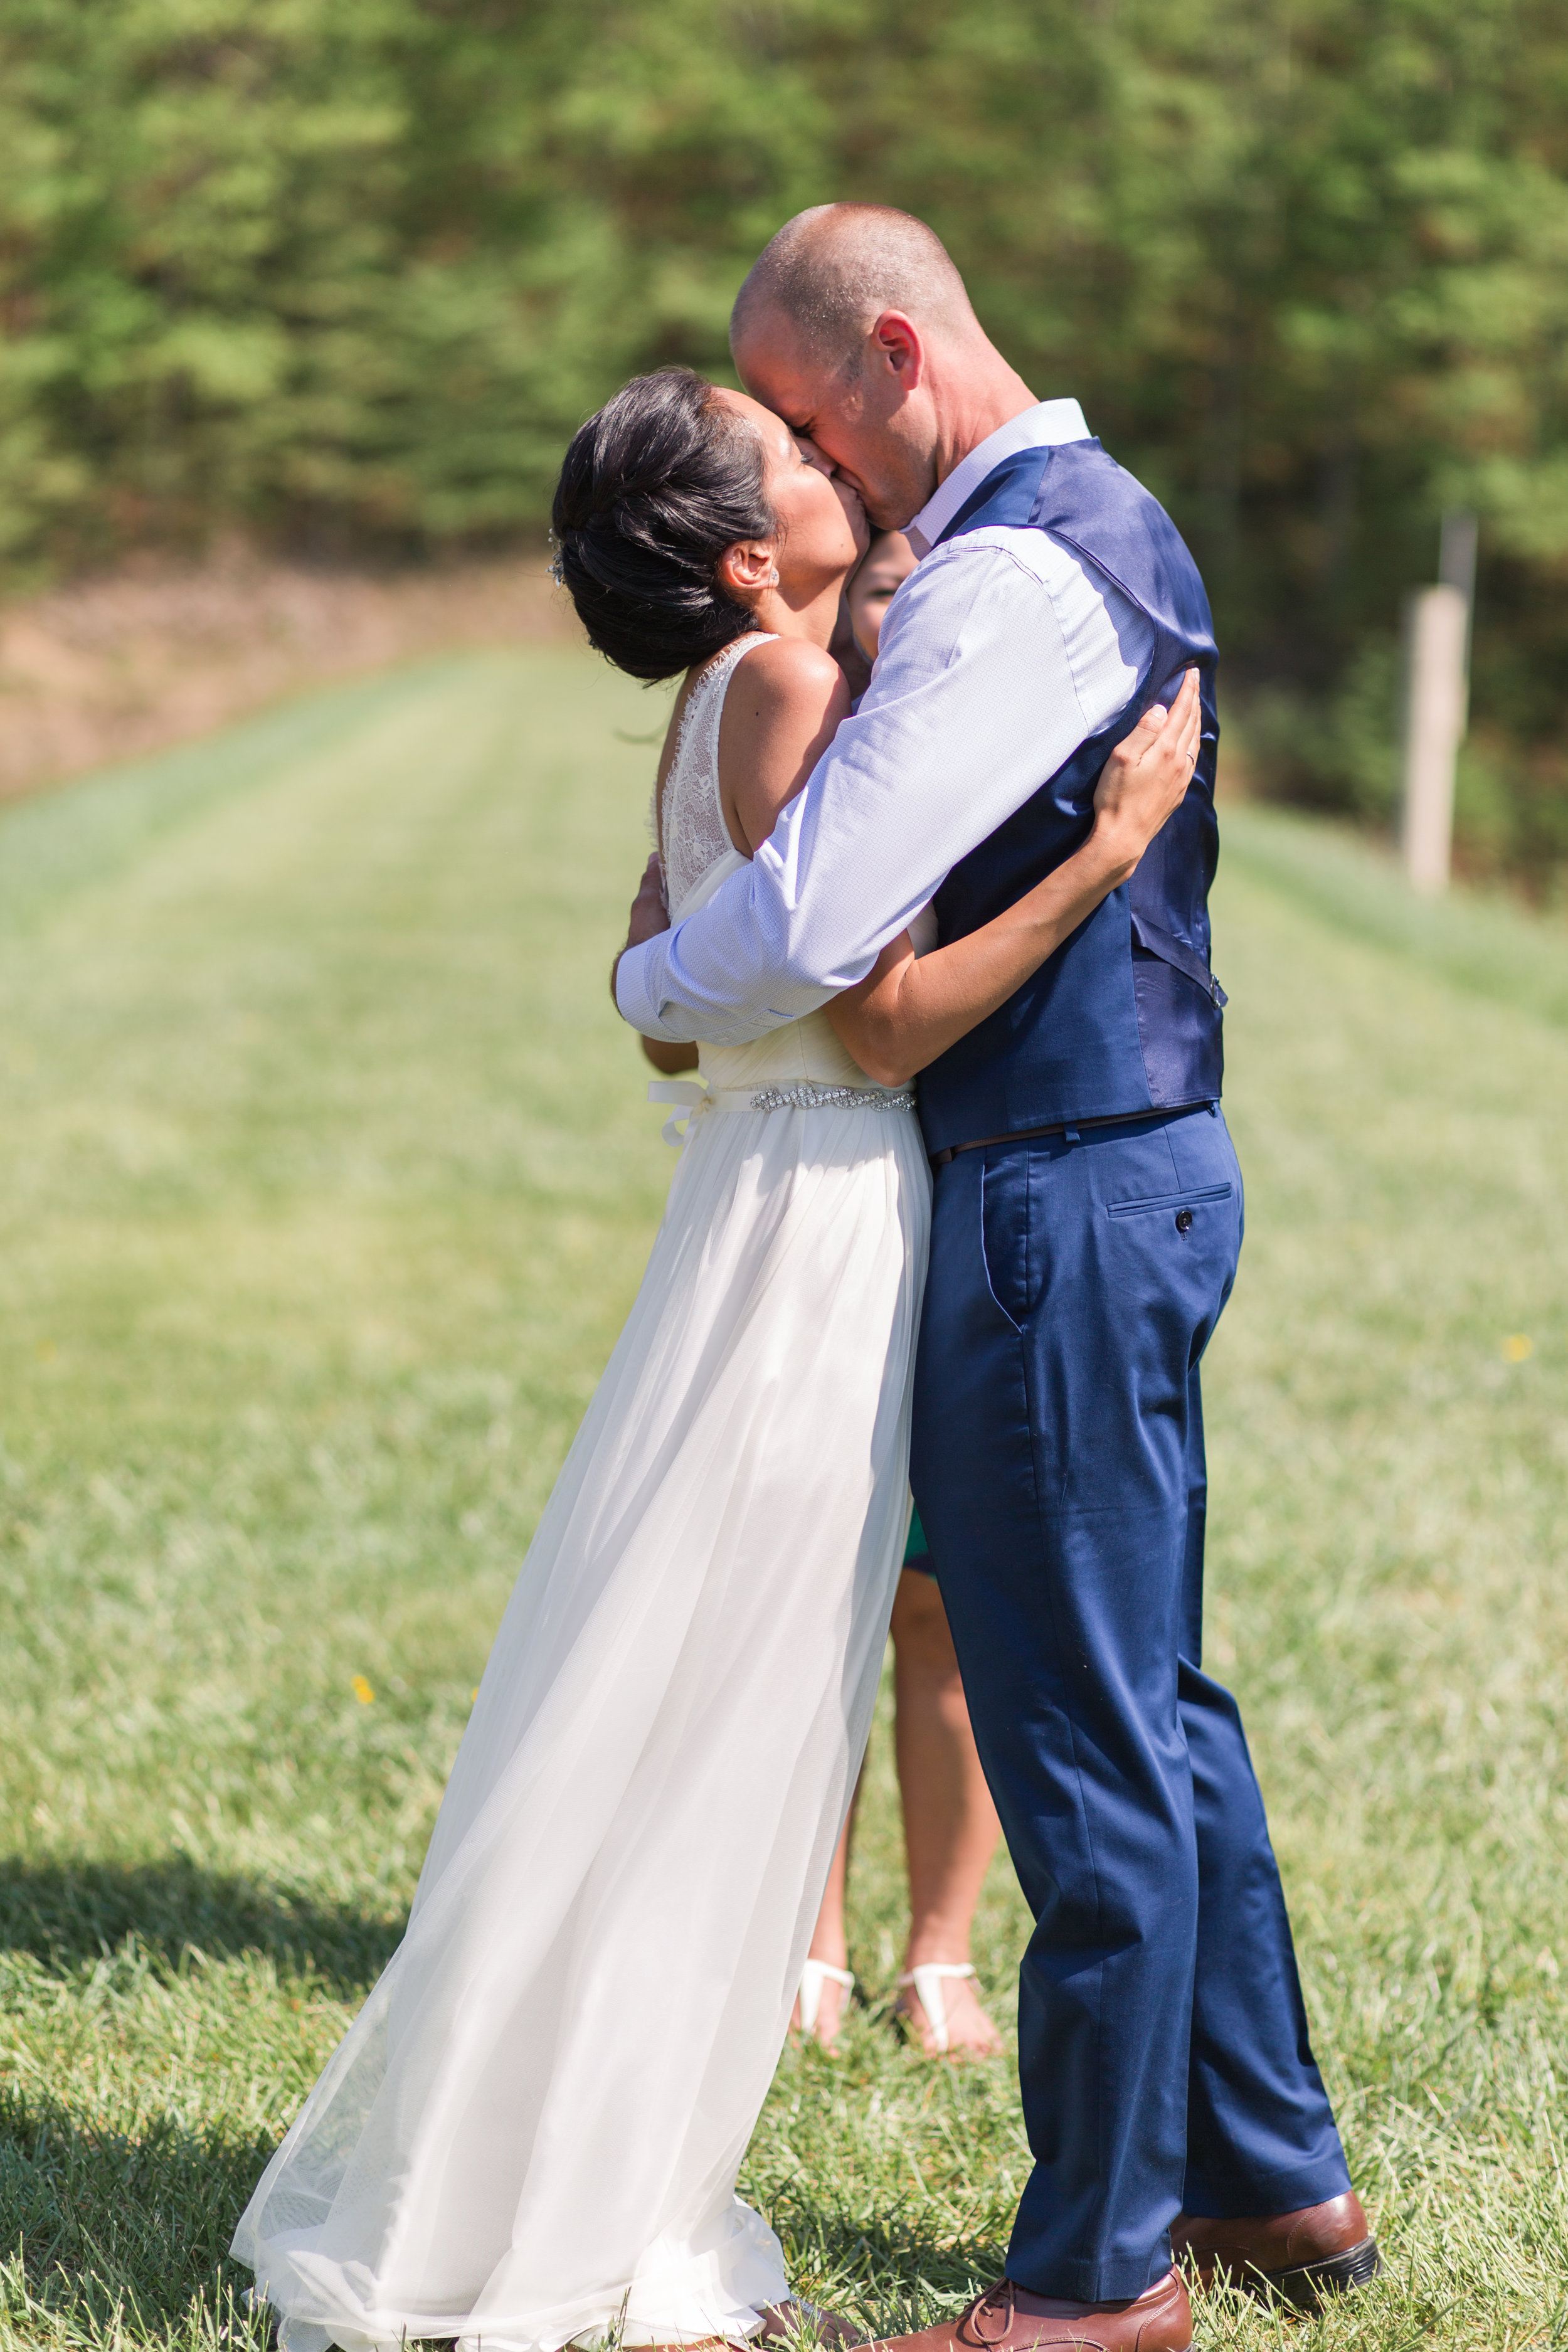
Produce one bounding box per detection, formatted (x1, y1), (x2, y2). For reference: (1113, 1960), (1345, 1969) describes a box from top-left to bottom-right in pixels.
(716, 539), (775, 600)
(868, 310), (924, 394)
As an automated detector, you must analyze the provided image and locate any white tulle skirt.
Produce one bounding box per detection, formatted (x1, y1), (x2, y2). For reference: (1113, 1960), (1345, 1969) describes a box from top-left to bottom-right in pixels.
(232, 1088), (931, 2352)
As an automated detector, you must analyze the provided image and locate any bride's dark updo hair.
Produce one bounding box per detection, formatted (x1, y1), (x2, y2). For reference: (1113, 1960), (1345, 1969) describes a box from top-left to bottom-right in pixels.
(551, 368), (777, 683)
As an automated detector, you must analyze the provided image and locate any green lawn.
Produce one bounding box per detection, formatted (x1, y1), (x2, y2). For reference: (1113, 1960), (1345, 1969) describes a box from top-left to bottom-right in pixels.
(2, 651), (1565, 2351)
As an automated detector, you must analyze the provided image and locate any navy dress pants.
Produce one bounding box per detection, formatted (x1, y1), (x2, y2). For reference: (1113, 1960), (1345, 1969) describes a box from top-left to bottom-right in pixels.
(911, 1105), (1349, 2304)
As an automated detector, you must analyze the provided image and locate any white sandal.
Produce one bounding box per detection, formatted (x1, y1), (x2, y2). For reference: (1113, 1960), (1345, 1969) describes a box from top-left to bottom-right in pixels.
(896, 1961), (978, 2055)
(797, 1958), (854, 2042)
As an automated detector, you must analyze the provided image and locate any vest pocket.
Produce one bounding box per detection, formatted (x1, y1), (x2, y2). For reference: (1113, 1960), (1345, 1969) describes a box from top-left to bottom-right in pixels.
(1106, 1180), (1233, 1221)
(1130, 911), (1227, 1005)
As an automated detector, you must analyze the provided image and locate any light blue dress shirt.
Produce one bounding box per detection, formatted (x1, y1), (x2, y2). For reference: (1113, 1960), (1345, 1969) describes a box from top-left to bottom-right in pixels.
(616, 399), (1155, 1047)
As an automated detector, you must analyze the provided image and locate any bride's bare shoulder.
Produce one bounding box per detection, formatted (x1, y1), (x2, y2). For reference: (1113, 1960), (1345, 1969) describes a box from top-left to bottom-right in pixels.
(719, 635), (853, 852)
(731, 633), (849, 723)
(721, 635), (850, 768)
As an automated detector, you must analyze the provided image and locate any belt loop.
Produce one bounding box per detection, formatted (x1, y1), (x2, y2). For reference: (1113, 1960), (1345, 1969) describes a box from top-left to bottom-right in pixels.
(1062, 1123), (1080, 1145)
(1209, 1098), (1220, 1116)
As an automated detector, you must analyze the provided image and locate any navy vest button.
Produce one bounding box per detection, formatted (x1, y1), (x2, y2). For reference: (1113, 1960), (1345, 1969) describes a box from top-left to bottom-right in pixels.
(1175, 1207), (1194, 1233)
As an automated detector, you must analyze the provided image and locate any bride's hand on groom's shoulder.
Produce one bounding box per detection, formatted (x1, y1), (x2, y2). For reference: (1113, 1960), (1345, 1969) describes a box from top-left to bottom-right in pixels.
(610, 854), (671, 1006)
(1090, 668), (1204, 878)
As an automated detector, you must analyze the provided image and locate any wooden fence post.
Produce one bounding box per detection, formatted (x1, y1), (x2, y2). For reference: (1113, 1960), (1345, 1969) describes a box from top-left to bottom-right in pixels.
(1399, 584), (1468, 895)
(1439, 508), (1478, 732)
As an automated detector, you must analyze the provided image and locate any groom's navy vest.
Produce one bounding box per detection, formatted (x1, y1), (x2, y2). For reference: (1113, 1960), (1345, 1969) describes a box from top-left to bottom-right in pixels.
(918, 440), (1223, 1157)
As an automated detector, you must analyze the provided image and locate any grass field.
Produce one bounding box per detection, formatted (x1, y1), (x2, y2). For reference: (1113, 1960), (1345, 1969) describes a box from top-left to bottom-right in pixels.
(2, 649), (1565, 2351)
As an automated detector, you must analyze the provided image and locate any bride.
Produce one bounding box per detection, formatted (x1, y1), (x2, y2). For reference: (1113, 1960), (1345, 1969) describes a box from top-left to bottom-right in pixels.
(231, 367), (1200, 2352)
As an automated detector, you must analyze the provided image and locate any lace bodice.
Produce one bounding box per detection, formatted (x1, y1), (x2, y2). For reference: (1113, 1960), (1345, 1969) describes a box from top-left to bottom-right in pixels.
(658, 633), (771, 916)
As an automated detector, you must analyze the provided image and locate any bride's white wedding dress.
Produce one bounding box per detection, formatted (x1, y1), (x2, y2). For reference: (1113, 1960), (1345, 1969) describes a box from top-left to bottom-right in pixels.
(233, 631), (932, 2352)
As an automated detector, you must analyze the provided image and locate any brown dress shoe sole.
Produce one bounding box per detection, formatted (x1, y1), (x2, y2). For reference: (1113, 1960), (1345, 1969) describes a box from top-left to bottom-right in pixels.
(1241, 2234), (1382, 2311)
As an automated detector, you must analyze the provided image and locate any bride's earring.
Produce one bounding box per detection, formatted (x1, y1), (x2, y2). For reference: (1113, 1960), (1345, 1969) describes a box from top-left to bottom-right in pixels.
(767, 566), (780, 586)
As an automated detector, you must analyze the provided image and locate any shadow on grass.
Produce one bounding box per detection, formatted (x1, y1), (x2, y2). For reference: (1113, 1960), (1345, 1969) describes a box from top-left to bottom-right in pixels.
(765, 2185), (1009, 2335)
(0, 2089), (991, 2350)
(0, 1855), (405, 1996)
(0, 2082), (275, 2342)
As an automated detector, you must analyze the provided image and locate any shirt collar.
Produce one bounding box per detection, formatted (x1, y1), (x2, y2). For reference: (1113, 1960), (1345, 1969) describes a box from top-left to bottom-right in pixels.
(905, 398), (1090, 558)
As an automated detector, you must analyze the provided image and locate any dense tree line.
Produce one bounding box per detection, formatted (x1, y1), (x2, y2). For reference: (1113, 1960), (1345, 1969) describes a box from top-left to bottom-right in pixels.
(2, 1), (1565, 873)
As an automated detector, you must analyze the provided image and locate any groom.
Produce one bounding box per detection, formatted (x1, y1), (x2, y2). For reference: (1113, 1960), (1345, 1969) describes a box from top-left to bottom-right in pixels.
(614, 206), (1377, 2351)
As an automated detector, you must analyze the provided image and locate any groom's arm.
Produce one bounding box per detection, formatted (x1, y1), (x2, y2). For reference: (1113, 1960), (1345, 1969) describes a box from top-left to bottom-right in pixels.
(615, 532), (1155, 1047)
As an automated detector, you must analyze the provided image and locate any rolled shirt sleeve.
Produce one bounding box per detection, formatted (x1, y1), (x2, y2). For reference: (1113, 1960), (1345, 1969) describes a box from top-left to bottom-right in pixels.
(615, 531), (1152, 1047)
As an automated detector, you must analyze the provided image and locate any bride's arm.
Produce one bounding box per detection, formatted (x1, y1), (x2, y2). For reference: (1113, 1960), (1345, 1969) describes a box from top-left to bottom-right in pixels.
(827, 670), (1203, 1089)
(616, 854), (699, 1070)
(642, 1034), (699, 1073)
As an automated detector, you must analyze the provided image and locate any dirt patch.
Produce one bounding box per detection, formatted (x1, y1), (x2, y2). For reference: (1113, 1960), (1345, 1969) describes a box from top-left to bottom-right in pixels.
(0, 553), (1261, 812)
(0, 546), (583, 801)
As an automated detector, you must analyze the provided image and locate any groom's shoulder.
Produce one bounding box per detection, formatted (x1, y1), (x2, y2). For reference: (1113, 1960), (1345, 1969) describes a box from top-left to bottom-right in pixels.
(906, 524), (1158, 686)
(917, 521), (1101, 605)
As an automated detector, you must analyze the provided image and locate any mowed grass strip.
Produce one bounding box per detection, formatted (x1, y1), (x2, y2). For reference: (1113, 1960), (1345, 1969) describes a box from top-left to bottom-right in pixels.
(1, 660), (1564, 2349)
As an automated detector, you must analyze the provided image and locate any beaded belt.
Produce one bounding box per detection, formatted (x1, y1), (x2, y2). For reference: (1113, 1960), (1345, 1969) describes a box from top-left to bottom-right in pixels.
(749, 1083), (916, 1113)
(648, 1078), (916, 1146)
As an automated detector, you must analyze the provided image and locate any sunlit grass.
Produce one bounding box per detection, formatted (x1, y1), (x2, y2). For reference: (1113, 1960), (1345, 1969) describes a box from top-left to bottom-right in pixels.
(2, 662), (1565, 2346)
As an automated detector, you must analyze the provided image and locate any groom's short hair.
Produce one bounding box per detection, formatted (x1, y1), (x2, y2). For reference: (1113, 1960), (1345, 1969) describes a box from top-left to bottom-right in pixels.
(731, 204), (975, 369)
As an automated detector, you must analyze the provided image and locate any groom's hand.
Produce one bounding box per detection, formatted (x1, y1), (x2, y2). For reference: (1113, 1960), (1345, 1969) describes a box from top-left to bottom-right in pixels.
(610, 853), (671, 1009)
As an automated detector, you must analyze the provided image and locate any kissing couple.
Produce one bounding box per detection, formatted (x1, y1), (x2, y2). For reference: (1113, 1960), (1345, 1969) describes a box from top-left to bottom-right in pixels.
(234, 205), (1380, 2352)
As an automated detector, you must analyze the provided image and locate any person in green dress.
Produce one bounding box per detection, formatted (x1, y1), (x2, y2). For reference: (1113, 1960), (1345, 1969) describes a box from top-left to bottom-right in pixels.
(640, 527), (1005, 2060)
(792, 529), (1003, 2061)
(793, 1499), (1004, 2058)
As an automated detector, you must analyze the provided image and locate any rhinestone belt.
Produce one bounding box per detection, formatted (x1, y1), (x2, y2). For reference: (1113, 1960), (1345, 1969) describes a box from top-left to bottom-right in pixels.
(750, 1083), (916, 1114)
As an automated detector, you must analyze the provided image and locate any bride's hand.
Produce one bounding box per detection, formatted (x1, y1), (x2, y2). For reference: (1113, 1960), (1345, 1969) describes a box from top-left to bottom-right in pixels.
(1089, 668), (1204, 878)
(626, 852), (670, 943)
(610, 853), (671, 1005)
(829, 669), (1205, 1086)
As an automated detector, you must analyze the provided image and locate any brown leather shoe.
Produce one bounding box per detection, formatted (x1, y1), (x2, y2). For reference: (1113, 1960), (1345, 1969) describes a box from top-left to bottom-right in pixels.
(858, 2270), (1192, 2352)
(1170, 2190), (1382, 2309)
